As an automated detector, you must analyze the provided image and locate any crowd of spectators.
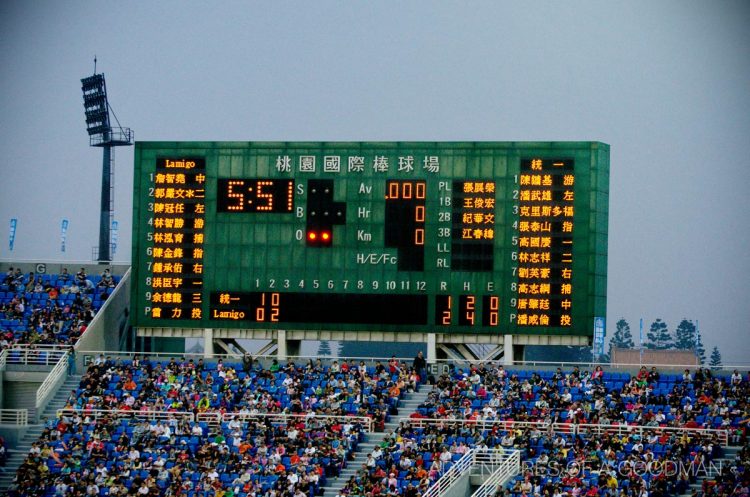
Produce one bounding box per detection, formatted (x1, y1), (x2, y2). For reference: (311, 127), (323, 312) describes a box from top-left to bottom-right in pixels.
(10, 407), (364, 497)
(60, 354), (420, 427)
(8, 356), (750, 497)
(412, 364), (750, 434)
(337, 363), (750, 497)
(335, 410), (731, 497)
(700, 443), (749, 497)
(0, 266), (118, 348)
(9, 354), (428, 497)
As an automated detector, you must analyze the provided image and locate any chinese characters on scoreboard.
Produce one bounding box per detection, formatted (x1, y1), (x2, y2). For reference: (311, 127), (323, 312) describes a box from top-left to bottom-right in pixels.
(452, 181), (496, 271)
(516, 159), (575, 327)
(274, 155), (440, 174)
(147, 158), (206, 321)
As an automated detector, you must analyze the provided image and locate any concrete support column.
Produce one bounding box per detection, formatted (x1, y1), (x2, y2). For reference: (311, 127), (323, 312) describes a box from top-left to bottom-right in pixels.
(427, 333), (437, 364)
(503, 334), (514, 365)
(203, 329), (214, 358)
(277, 330), (287, 361)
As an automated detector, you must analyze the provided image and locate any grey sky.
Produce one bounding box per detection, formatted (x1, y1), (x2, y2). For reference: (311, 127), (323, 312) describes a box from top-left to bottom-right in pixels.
(1, 1), (748, 363)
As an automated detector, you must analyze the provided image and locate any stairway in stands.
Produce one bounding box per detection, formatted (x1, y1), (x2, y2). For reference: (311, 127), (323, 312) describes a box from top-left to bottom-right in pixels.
(678, 445), (739, 497)
(322, 386), (432, 497)
(0, 374), (82, 493)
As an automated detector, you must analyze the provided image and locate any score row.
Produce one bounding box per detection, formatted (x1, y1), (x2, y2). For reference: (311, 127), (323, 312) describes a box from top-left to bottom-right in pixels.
(205, 291), (568, 327)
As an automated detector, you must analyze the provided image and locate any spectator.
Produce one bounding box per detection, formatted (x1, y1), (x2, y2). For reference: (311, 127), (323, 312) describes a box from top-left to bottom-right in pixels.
(413, 351), (427, 385)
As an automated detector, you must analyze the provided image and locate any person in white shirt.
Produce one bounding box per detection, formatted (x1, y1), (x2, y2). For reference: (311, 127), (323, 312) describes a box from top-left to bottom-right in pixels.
(439, 447), (452, 465)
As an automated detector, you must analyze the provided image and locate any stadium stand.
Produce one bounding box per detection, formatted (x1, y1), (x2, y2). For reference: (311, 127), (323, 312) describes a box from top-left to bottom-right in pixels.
(698, 443), (749, 497)
(0, 267), (120, 348)
(5, 358), (748, 497)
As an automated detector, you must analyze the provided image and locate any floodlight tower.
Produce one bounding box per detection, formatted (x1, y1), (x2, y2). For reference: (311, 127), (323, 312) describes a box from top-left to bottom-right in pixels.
(81, 66), (133, 263)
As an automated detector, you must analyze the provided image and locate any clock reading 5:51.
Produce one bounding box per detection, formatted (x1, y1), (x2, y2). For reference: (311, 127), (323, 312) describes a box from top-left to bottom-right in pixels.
(217, 178), (294, 213)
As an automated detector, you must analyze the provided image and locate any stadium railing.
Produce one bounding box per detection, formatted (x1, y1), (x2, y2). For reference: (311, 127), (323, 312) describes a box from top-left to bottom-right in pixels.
(422, 448), (521, 497)
(57, 408), (195, 422)
(71, 350), (750, 372)
(52, 408), (374, 432)
(35, 352), (69, 419)
(403, 418), (575, 434)
(422, 448), (476, 497)
(215, 411), (375, 432)
(471, 450), (522, 497)
(0, 409), (28, 426)
(399, 418), (731, 446)
(577, 422), (730, 446)
(4, 345), (67, 367)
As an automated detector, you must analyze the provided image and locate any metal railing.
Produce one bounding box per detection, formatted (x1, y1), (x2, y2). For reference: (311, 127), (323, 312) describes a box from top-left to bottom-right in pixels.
(422, 448), (476, 497)
(36, 352), (69, 415)
(70, 348), (750, 372)
(0, 408), (29, 426)
(52, 408), (373, 432)
(472, 450), (522, 497)
(403, 417), (575, 434)
(0, 348), (7, 370)
(576, 422), (730, 446)
(210, 411), (375, 432)
(421, 449), (521, 497)
(5, 345), (68, 366)
(399, 417), (731, 446)
(57, 408), (194, 422)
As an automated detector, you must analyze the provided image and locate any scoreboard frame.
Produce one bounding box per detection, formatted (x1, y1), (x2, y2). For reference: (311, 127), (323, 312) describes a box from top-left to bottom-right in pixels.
(131, 142), (609, 337)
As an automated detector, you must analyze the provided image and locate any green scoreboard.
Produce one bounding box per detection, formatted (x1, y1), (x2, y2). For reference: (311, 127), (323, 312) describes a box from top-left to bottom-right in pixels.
(131, 142), (609, 336)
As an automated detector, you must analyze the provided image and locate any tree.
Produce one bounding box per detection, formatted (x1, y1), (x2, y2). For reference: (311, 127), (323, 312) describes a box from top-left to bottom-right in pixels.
(646, 319), (673, 349)
(609, 318), (635, 356)
(695, 330), (706, 365)
(674, 319), (697, 350)
(709, 346), (722, 369)
(317, 341), (332, 357)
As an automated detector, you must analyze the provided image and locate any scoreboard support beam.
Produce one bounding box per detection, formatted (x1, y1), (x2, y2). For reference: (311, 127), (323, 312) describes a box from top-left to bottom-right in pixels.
(203, 328), (214, 358)
(277, 330), (288, 360)
(136, 328), (585, 359)
(504, 334), (514, 365)
(427, 333), (437, 365)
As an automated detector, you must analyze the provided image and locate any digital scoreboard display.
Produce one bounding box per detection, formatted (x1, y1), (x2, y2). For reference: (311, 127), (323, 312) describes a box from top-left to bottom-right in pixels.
(132, 142), (609, 336)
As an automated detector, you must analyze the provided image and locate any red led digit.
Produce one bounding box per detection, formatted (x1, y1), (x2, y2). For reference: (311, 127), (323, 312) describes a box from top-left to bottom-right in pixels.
(226, 180), (244, 211)
(415, 205), (425, 222)
(442, 296), (452, 325)
(388, 182), (399, 199)
(402, 182), (412, 199)
(416, 182), (426, 199)
(256, 181), (274, 211)
(270, 292), (280, 322)
(415, 228), (424, 246)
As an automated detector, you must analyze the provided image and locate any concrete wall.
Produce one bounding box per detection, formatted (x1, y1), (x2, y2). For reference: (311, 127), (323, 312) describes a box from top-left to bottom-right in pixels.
(0, 426), (28, 446)
(442, 471), (472, 497)
(2, 381), (39, 411)
(75, 268), (131, 355)
(611, 348), (699, 368)
(0, 261), (129, 278)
